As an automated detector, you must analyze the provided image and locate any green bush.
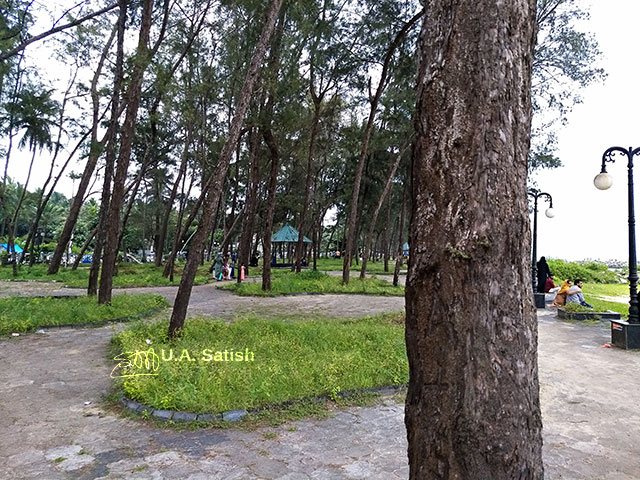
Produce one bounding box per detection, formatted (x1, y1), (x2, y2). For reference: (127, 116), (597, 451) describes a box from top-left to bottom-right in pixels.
(547, 259), (620, 284)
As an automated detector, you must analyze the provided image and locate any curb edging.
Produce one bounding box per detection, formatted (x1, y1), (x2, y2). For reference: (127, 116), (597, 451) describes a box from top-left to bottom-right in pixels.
(119, 384), (407, 424)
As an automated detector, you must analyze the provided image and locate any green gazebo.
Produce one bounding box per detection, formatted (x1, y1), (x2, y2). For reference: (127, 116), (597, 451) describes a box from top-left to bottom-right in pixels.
(271, 224), (312, 266)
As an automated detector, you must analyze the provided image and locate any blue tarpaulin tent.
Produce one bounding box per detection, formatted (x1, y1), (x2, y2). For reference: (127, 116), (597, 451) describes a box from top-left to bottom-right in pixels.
(0, 243), (23, 253)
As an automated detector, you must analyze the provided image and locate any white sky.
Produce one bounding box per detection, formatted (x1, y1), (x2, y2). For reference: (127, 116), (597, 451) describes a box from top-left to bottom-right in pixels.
(5, 0), (639, 262)
(531, 0), (640, 262)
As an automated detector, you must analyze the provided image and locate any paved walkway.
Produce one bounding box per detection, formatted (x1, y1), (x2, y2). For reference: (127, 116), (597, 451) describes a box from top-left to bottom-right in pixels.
(1, 282), (639, 479)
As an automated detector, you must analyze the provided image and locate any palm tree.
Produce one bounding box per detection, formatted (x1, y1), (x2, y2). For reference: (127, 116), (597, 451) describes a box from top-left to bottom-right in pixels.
(6, 87), (59, 274)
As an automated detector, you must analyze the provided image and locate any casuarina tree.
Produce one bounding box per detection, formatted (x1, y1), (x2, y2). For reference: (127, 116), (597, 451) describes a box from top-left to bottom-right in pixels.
(405, 0), (544, 478)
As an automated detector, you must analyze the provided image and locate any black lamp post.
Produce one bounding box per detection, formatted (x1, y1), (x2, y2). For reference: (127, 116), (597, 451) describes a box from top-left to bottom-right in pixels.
(594, 146), (640, 349)
(528, 189), (555, 307)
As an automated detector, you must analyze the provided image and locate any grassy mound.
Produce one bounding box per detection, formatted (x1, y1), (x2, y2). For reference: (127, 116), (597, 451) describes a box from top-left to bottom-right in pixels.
(111, 314), (407, 414)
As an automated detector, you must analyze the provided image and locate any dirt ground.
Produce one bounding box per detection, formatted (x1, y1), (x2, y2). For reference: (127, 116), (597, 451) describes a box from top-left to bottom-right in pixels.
(0, 281), (639, 479)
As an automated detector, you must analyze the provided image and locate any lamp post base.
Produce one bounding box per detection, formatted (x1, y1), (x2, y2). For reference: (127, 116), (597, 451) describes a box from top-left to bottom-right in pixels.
(610, 320), (640, 349)
(534, 293), (546, 309)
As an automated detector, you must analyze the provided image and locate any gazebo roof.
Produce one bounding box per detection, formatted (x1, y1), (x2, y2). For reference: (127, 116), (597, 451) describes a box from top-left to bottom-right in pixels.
(271, 224), (312, 243)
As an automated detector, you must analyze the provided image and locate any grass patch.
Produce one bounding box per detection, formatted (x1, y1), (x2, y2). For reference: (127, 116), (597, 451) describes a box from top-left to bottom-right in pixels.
(219, 270), (404, 296)
(110, 313), (407, 414)
(0, 263), (212, 288)
(314, 257), (406, 275)
(0, 294), (168, 335)
(582, 297), (629, 317)
(582, 283), (629, 298)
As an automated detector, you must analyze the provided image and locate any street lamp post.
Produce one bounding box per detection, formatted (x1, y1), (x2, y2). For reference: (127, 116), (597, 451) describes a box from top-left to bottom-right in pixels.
(528, 189), (555, 308)
(594, 146), (640, 349)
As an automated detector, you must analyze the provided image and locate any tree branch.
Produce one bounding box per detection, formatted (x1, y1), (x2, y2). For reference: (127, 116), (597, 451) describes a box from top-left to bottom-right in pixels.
(0, 3), (118, 62)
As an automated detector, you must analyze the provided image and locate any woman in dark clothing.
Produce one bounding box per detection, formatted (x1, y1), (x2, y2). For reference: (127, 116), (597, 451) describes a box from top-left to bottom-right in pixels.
(536, 256), (551, 293)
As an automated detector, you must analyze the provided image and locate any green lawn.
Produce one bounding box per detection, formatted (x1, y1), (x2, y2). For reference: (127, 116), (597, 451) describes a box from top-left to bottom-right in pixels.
(0, 294), (168, 335)
(219, 270), (404, 296)
(314, 257), (407, 274)
(111, 313), (407, 414)
(557, 283), (630, 317)
(0, 263), (212, 287)
(582, 283), (629, 298)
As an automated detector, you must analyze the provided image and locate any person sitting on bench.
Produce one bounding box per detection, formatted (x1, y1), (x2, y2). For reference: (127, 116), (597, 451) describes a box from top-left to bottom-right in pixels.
(566, 279), (593, 308)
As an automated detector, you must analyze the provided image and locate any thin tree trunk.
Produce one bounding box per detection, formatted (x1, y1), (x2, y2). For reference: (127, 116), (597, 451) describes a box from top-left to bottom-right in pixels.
(383, 191), (391, 272)
(360, 138), (409, 279)
(99, 0), (155, 304)
(9, 148), (36, 275)
(293, 102), (321, 273)
(393, 178), (406, 287)
(25, 67), (79, 262)
(88, 5), (127, 295)
(342, 9), (424, 284)
(48, 25), (117, 275)
(262, 130), (279, 291)
(156, 129), (192, 267)
(237, 127), (262, 283)
(168, 0), (283, 337)
(71, 227), (97, 270)
(405, 1), (543, 477)
(259, 6), (286, 291)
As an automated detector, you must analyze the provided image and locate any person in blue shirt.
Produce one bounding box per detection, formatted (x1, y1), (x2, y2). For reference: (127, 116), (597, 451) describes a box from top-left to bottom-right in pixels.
(566, 279), (593, 308)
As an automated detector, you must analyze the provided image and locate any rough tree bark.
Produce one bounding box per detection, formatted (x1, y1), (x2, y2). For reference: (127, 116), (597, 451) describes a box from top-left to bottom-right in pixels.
(168, 0), (283, 337)
(405, 0), (543, 478)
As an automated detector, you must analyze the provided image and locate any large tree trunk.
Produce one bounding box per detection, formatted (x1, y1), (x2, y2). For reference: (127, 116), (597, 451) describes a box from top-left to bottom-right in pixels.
(341, 9), (424, 284)
(168, 0), (283, 337)
(405, 1), (543, 478)
(99, 0), (155, 304)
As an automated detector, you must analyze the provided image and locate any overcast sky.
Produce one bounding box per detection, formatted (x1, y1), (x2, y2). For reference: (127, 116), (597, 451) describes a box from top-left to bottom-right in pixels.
(532, 0), (640, 262)
(5, 1), (639, 262)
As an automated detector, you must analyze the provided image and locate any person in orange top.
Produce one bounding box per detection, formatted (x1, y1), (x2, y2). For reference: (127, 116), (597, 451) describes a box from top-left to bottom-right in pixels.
(551, 280), (571, 307)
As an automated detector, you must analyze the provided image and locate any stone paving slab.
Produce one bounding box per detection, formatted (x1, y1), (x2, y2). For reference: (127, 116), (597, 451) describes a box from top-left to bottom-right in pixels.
(1, 283), (640, 478)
